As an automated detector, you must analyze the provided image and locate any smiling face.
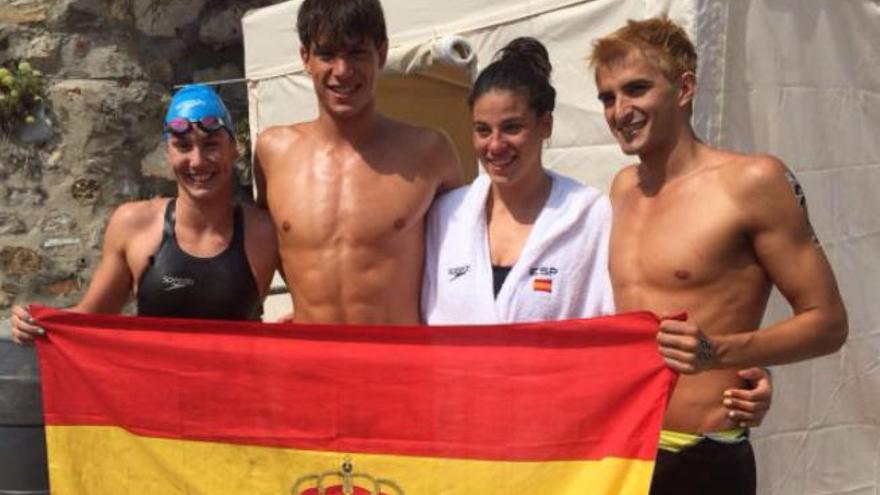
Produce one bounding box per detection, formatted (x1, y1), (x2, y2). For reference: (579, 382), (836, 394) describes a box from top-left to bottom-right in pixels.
(595, 49), (693, 158)
(301, 37), (387, 120)
(166, 128), (237, 201)
(472, 88), (552, 187)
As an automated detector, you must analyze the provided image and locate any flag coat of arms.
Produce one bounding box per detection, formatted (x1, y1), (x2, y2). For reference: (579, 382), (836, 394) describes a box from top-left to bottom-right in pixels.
(32, 305), (675, 494)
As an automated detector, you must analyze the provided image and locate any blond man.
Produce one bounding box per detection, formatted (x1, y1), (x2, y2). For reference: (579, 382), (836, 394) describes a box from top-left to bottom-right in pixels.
(591, 18), (847, 495)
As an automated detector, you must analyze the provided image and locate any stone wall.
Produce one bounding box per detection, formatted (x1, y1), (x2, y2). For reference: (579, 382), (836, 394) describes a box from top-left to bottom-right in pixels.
(0, 0), (280, 334)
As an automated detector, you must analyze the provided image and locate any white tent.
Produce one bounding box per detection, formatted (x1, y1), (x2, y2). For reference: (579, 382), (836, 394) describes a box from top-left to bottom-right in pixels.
(243, 1), (880, 493)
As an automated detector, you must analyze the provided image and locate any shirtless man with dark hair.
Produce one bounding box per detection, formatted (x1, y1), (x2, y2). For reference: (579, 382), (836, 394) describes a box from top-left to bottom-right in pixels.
(590, 18), (847, 495)
(254, 0), (461, 324)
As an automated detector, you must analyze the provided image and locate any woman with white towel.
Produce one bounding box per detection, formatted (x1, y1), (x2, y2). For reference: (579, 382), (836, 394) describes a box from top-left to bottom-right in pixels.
(420, 37), (770, 427)
(421, 37), (613, 324)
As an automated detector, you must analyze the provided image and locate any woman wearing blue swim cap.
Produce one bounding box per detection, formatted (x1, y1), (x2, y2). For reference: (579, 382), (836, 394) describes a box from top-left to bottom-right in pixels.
(11, 84), (279, 341)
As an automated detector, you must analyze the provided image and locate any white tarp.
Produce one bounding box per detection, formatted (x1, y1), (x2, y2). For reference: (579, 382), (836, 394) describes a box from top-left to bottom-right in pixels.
(243, 1), (879, 493)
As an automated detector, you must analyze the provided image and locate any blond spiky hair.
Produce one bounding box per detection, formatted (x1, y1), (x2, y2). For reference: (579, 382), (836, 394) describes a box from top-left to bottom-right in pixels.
(589, 17), (697, 82)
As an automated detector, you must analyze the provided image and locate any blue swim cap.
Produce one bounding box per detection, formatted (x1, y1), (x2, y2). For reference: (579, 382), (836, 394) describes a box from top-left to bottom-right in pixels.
(163, 84), (235, 138)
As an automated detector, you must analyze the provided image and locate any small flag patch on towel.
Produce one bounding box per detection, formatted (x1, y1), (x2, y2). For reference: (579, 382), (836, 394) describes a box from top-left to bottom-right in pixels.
(533, 278), (552, 292)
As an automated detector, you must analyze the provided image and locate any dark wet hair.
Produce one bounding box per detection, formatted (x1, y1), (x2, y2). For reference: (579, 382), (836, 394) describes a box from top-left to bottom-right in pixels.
(468, 37), (556, 116)
(297, 0), (388, 50)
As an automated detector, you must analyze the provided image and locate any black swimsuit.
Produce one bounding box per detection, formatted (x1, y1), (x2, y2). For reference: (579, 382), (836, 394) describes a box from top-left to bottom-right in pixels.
(492, 265), (512, 298)
(136, 200), (262, 320)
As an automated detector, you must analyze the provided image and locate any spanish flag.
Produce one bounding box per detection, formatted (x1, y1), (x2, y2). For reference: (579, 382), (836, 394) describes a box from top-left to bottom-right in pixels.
(32, 305), (674, 494)
(532, 277), (553, 293)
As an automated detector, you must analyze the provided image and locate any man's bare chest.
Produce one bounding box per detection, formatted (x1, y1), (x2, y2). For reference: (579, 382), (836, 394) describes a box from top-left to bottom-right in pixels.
(610, 196), (750, 287)
(267, 168), (436, 244)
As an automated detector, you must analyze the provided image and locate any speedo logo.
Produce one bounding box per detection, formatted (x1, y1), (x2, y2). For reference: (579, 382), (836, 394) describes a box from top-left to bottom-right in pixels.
(529, 266), (559, 276)
(448, 265), (470, 282)
(162, 275), (195, 291)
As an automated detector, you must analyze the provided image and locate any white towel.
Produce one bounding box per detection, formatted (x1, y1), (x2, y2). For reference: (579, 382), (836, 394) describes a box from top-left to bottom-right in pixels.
(422, 170), (614, 324)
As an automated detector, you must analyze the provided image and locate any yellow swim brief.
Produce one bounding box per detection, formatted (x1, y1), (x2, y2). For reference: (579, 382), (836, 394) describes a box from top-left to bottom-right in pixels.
(658, 428), (747, 453)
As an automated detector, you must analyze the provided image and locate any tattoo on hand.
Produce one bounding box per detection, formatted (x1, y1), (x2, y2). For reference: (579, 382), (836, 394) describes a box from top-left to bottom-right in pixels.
(695, 334), (716, 368)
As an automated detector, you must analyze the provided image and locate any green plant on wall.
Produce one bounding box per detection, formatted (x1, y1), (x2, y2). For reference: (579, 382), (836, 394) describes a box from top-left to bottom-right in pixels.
(0, 61), (46, 134)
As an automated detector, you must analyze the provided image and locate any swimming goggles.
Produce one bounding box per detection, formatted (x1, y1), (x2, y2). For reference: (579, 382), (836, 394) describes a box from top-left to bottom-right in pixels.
(164, 116), (228, 135)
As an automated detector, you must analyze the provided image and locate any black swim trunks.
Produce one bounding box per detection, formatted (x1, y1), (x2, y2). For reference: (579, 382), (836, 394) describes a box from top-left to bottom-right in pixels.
(650, 437), (756, 495)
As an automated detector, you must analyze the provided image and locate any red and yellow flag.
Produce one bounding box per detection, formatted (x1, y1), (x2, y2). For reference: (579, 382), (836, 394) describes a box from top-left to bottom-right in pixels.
(32, 305), (674, 494)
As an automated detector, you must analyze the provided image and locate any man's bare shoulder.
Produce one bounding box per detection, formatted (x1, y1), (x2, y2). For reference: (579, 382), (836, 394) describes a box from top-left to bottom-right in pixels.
(710, 150), (815, 233)
(715, 151), (792, 201)
(608, 163), (641, 202)
(255, 123), (312, 161)
(378, 116), (462, 186)
(257, 122), (312, 141)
